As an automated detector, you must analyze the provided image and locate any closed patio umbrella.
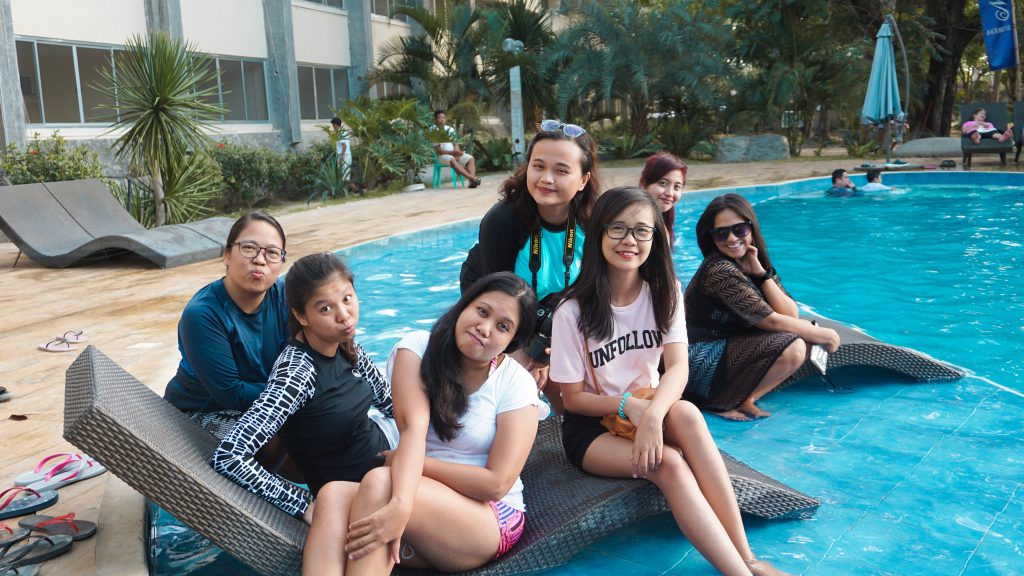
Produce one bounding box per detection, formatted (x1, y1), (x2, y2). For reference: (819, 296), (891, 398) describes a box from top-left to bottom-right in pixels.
(861, 19), (904, 164)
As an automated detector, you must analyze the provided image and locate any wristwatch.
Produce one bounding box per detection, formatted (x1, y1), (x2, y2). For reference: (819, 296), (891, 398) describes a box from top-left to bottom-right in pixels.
(753, 268), (774, 285)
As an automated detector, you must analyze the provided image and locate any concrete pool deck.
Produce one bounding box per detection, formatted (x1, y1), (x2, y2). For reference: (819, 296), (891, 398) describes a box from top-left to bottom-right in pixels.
(0, 154), (1015, 575)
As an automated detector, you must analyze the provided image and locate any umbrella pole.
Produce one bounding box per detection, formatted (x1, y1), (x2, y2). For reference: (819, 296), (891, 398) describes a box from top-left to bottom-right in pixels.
(885, 121), (892, 164)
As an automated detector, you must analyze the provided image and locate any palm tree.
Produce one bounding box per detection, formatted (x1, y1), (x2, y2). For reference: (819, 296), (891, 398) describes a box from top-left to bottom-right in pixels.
(97, 33), (224, 226)
(366, 1), (487, 110)
(547, 0), (727, 138)
(478, 0), (556, 127)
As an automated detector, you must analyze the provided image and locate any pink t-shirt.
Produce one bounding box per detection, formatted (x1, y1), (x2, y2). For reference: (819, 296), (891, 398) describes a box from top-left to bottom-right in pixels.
(962, 120), (997, 134)
(548, 282), (687, 397)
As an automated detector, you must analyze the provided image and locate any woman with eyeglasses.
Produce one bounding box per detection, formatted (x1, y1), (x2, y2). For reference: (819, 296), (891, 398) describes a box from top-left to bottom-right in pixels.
(165, 211), (292, 441)
(685, 194), (840, 421)
(459, 120), (602, 411)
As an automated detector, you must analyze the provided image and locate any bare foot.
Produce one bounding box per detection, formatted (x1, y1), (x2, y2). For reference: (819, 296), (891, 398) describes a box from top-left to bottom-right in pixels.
(739, 401), (772, 419)
(747, 558), (790, 576)
(999, 132), (1012, 143)
(711, 409), (753, 422)
(971, 133), (981, 144)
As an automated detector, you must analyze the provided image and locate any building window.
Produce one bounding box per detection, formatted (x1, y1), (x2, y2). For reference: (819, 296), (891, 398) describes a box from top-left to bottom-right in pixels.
(297, 65), (351, 120)
(206, 57), (270, 122)
(372, 0), (416, 22)
(305, 0), (343, 7)
(375, 81), (409, 99)
(15, 38), (270, 125)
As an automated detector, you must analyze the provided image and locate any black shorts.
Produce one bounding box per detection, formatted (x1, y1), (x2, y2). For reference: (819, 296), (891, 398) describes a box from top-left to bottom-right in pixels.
(561, 411), (608, 469)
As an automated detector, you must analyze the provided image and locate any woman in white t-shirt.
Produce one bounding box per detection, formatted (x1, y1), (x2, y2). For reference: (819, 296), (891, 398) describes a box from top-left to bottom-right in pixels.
(306, 272), (543, 574)
(548, 187), (788, 576)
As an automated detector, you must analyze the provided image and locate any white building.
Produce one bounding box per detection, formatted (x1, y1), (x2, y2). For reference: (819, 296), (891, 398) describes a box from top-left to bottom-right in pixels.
(0, 0), (421, 153)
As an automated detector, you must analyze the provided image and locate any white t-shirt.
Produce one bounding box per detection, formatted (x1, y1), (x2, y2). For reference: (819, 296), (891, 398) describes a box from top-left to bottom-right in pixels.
(437, 125), (458, 152)
(335, 137), (352, 169)
(549, 282), (687, 397)
(386, 331), (541, 511)
(859, 182), (890, 192)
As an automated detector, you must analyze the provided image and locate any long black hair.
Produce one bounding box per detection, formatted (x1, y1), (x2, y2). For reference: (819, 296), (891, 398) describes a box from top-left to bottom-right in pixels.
(285, 252), (357, 363)
(694, 193), (773, 274)
(639, 152), (687, 246)
(497, 127), (601, 230)
(560, 186), (678, 342)
(422, 272), (537, 442)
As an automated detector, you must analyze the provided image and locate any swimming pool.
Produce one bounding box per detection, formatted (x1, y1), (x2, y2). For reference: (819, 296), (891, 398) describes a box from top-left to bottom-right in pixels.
(152, 171), (1024, 575)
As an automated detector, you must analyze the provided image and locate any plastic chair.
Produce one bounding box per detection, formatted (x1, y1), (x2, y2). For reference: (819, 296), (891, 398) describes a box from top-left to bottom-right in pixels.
(432, 156), (465, 188)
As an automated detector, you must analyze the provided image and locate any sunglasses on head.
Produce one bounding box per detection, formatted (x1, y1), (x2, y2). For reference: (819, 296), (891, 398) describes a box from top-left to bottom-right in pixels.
(709, 221), (753, 242)
(540, 119), (586, 138)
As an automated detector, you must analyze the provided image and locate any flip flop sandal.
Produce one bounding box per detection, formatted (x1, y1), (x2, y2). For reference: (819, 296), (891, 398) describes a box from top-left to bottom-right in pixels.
(0, 489), (58, 522)
(18, 514), (95, 542)
(0, 523), (30, 555)
(36, 339), (76, 353)
(55, 331), (86, 344)
(0, 387), (10, 404)
(0, 535), (72, 568)
(0, 566), (40, 576)
(25, 458), (106, 492)
(15, 454), (94, 487)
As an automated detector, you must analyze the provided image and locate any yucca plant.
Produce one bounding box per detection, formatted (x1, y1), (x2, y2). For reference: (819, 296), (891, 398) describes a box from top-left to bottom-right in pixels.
(96, 33), (225, 226)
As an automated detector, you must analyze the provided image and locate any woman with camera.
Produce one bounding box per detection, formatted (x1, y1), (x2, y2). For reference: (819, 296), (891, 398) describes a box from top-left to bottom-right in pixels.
(459, 120), (603, 413)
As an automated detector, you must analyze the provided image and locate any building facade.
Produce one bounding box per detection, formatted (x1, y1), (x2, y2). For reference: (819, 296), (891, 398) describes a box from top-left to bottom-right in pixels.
(0, 0), (420, 154)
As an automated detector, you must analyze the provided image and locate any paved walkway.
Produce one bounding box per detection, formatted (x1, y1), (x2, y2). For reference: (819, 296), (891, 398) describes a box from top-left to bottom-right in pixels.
(0, 154), (1009, 575)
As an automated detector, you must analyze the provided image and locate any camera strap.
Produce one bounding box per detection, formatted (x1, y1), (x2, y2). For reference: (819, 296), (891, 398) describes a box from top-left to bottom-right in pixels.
(529, 208), (576, 294)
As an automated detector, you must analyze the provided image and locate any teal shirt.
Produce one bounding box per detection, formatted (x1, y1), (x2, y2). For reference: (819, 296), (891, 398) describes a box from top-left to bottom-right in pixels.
(514, 223), (586, 301)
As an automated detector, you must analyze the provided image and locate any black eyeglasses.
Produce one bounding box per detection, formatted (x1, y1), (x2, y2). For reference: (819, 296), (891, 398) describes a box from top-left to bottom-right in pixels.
(540, 119), (586, 138)
(605, 223), (655, 242)
(231, 241), (286, 263)
(708, 221), (753, 242)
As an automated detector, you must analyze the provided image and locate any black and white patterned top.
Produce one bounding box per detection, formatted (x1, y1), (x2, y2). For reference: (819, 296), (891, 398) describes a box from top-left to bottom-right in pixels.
(211, 341), (393, 517)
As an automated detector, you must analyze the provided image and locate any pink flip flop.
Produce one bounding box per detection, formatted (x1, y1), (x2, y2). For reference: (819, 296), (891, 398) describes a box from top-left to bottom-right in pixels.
(36, 339), (76, 353)
(55, 331), (86, 344)
(14, 454), (94, 487)
(0, 488), (58, 522)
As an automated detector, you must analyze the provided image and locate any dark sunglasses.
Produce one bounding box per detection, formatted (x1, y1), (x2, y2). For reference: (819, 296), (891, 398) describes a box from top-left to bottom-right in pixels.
(709, 221), (753, 242)
(540, 119), (586, 138)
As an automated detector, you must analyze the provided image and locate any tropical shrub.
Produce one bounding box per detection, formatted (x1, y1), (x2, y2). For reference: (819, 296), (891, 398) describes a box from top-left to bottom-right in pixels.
(654, 116), (716, 159)
(308, 155), (351, 203)
(212, 142), (290, 209)
(0, 132), (105, 184)
(335, 97), (435, 191)
(473, 135), (515, 171)
(598, 132), (660, 160)
(110, 150), (221, 227)
(286, 140), (336, 200)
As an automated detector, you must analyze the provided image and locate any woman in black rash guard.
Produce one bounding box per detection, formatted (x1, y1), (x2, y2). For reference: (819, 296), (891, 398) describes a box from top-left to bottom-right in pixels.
(460, 120), (602, 409)
(211, 253), (395, 520)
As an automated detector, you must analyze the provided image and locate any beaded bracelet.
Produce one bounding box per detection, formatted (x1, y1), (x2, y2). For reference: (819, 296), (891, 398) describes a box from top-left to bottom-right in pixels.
(618, 391), (633, 419)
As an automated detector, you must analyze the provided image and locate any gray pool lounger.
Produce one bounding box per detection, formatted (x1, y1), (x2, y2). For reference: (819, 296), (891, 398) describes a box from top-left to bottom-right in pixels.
(0, 179), (231, 268)
(64, 321), (961, 575)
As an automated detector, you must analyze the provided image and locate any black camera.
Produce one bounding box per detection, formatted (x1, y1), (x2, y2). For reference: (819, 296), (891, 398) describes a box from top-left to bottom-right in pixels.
(525, 300), (555, 364)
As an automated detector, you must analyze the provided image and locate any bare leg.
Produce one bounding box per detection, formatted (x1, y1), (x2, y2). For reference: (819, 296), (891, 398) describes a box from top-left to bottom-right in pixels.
(739, 338), (807, 418)
(664, 401), (790, 576)
(581, 430), (753, 575)
(971, 132), (981, 144)
(303, 481), (361, 576)
(449, 159), (475, 181)
(346, 469), (499, 575)
(465, 156), (477, 178)
(998, 131), (1013, 143)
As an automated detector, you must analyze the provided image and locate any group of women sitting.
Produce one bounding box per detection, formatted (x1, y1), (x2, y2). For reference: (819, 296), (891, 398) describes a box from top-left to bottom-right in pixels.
(163, 122), (843, 576)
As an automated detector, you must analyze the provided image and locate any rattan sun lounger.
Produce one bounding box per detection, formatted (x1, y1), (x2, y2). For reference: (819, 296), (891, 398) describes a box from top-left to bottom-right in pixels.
(64, 347), (822, 576)
(0, 179), (231, 268)
(786, 314), (964, 385)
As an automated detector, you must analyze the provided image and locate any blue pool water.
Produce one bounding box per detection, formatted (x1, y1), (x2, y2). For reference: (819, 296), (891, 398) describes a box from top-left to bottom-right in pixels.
(152, 173), (1024, 575)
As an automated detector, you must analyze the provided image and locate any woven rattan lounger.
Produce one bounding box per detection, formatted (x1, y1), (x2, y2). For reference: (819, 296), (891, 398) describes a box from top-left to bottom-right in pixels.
(64, 324), (961, 575)
(0, 179), (231, 268)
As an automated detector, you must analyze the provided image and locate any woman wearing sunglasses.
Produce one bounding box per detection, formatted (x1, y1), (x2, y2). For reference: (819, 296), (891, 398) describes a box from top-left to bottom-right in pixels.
(684, 194), (840, 421)
(459, 120), (602, 411)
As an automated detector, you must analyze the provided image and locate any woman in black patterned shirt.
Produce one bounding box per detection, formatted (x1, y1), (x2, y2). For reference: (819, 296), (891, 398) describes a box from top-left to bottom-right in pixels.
(684, 194), (840, 421)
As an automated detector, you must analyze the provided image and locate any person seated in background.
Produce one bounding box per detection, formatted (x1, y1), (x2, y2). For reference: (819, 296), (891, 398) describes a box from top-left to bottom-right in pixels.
(434, 110), (482, 188)
(962, 108), (1012, 144)
(825, 169), (861, 197)
(859, 169), (891, 192)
